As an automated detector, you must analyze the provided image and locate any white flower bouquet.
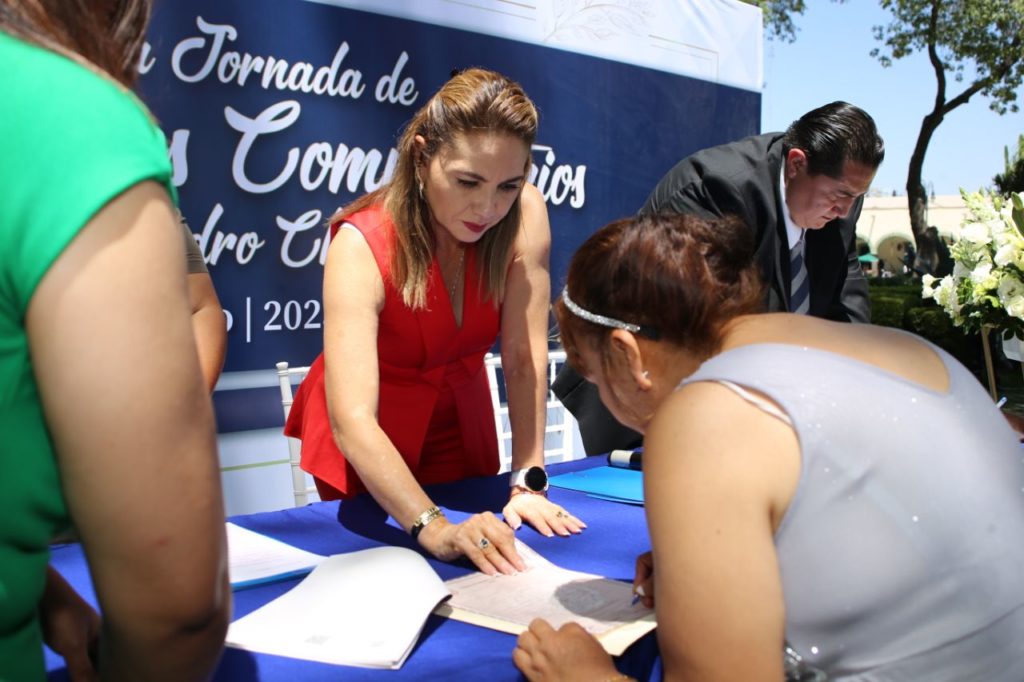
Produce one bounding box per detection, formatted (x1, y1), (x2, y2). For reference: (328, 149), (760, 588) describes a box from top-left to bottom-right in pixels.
(922, 190), (1024, 338)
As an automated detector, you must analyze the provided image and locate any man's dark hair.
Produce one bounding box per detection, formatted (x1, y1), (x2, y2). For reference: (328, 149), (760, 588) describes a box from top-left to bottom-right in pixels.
(782, 101), (885, 178)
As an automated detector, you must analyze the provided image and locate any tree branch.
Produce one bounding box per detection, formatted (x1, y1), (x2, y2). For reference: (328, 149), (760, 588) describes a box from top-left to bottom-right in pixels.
(925, 0), (946, 116)
(941, 33), (1023, 116)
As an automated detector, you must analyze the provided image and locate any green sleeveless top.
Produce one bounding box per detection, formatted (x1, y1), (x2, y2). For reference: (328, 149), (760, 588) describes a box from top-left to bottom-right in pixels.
(0, 31), (175, 681)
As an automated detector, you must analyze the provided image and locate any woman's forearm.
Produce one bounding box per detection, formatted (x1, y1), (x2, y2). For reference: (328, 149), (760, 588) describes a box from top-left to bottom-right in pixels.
(331, 415), (436, 530)
(502, 342), (548, 471)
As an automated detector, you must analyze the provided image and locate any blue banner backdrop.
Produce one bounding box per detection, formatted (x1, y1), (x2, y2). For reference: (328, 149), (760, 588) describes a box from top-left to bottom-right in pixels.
(140, 0), (760, 374)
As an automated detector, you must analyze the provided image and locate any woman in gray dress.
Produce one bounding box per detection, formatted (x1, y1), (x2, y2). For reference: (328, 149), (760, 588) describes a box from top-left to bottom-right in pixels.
(514, 212), (1024, 681)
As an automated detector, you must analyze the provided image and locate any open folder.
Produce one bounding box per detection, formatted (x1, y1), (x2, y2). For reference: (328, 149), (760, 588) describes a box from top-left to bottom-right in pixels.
(436, 541), (656, 656)
(226, 546), (449, 669)
(226, 522), (326, 590)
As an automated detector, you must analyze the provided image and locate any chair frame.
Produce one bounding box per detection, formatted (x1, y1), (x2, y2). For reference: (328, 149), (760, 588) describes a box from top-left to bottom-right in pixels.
(484, 350), (578, 472)
(275, 361), (318, 507)
(278, 352), (578, 504)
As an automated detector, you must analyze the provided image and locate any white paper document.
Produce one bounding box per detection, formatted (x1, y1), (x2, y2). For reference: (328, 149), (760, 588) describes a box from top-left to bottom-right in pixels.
(226, 522), (326, 589)
(226, 546), (449, 669)
(435, 541), (656, 656)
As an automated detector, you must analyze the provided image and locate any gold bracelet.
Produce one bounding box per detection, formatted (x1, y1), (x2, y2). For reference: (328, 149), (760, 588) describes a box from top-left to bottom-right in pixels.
(606, 675), (635, 682)
(409, 505), (444, 540)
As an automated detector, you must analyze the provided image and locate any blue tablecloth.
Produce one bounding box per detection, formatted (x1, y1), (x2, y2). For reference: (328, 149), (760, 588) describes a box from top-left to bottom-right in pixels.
(45, 457), (659, 681)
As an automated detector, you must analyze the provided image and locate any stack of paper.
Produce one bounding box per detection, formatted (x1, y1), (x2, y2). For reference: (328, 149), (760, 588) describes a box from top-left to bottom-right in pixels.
(226, 522), (326, 590)
(436, 542), (655, 655)
(226, 546), (450, 669)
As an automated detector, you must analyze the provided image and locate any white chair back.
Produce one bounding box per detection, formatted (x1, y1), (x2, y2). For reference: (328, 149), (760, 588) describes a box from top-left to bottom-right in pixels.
(278, 354), (579, 502)
(484, 350), (579, 473)
(275, 361), (319, 507)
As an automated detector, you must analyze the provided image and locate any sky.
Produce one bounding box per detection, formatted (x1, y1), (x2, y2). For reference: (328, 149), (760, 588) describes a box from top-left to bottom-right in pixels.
(760, 2), (1024, 197)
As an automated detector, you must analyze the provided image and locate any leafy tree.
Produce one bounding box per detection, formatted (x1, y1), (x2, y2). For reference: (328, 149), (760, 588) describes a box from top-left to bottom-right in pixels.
(871, 1), (1024, 274)
(740, 0), (807, 43)
(994, 134), (1024, 196)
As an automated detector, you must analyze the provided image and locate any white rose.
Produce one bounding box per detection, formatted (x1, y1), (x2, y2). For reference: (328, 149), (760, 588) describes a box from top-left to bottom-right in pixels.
(961, 222), (992, 245)
(999, 276), (1024, 320)
(921, 274), (937, 299)
(971, 263), (998, 294)
(935, 277), (961, 314)
(1006, 295), (1024, 321)
(998, 275), (1024, 299)
(995, 243), (1018, 267)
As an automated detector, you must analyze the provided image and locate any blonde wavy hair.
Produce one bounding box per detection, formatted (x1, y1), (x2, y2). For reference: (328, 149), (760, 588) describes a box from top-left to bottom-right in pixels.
(331, 67), (539, 309)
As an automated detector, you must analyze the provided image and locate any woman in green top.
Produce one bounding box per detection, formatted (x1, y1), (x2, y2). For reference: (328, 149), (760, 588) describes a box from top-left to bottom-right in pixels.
(0, 2), (230, 679)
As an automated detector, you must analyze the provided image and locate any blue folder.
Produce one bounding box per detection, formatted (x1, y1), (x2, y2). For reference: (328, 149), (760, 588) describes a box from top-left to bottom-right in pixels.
(549, 466), (644, 505)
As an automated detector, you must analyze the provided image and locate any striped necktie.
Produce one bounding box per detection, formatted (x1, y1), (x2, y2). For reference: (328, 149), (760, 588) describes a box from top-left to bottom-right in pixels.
(789, 237), (810, 314)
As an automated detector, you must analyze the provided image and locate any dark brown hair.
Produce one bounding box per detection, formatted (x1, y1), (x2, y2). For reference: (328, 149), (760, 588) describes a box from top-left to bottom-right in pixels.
(555, 213), (765, 375)
(0, 1), (152, 88)
(332, 67), (538, 309)
(782, 101), (885, 178)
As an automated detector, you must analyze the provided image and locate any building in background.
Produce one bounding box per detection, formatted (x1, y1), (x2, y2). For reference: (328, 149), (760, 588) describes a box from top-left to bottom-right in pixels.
(857, 195), (966, 274)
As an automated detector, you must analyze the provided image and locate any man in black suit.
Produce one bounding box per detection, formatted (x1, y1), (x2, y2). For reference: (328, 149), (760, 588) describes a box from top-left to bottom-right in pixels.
(554, 101), (884, 454)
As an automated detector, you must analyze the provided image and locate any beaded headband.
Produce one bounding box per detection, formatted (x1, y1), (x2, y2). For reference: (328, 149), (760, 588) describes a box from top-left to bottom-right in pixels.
(560, 287), (660, 340)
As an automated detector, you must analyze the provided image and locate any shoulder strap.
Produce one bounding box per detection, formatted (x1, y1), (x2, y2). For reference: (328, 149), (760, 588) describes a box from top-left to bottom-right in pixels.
(714, 379), (793, 426)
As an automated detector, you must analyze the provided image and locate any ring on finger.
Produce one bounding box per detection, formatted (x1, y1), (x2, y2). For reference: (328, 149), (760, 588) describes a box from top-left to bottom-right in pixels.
(555, 510), (568, 519)
(478, 537), (492, 551)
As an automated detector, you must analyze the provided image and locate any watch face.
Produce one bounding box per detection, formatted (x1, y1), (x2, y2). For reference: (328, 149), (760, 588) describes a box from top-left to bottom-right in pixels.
(524, 466), (548, 491)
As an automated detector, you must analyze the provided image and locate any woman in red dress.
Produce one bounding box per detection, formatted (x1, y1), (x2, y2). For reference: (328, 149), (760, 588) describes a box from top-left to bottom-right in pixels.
(286, 68), (583, 574)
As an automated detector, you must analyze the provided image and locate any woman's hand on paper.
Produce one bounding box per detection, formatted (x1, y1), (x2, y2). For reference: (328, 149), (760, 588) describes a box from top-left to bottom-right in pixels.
(503, 492), (586, 537)
(513, 618), (619, 682)
(39, 566), (101, 682)
(417, 511), (526, 576)
(633, 551), (655, 608)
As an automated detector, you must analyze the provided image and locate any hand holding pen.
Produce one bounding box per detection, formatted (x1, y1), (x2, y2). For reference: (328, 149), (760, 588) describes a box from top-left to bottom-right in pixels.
(632, 551), (654, 609)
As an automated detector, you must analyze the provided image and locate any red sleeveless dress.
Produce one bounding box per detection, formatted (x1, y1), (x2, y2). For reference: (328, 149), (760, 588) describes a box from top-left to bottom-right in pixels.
(284, 205), (501, 499)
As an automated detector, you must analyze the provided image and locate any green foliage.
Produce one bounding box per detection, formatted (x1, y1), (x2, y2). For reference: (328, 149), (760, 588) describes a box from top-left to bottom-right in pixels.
(994, 135), (1024, 196)
(906, 307), (975, 367)
(869, 0), (1024, 258)
(738, 0), (806, 43)
(872, 1), (1024, 115)
(738, 1), (860, 43)
(868, 275), (916, 288)
(869, 281), (979, 372)
(906, 306), (951, 337)
(871, 296), (907, 328)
